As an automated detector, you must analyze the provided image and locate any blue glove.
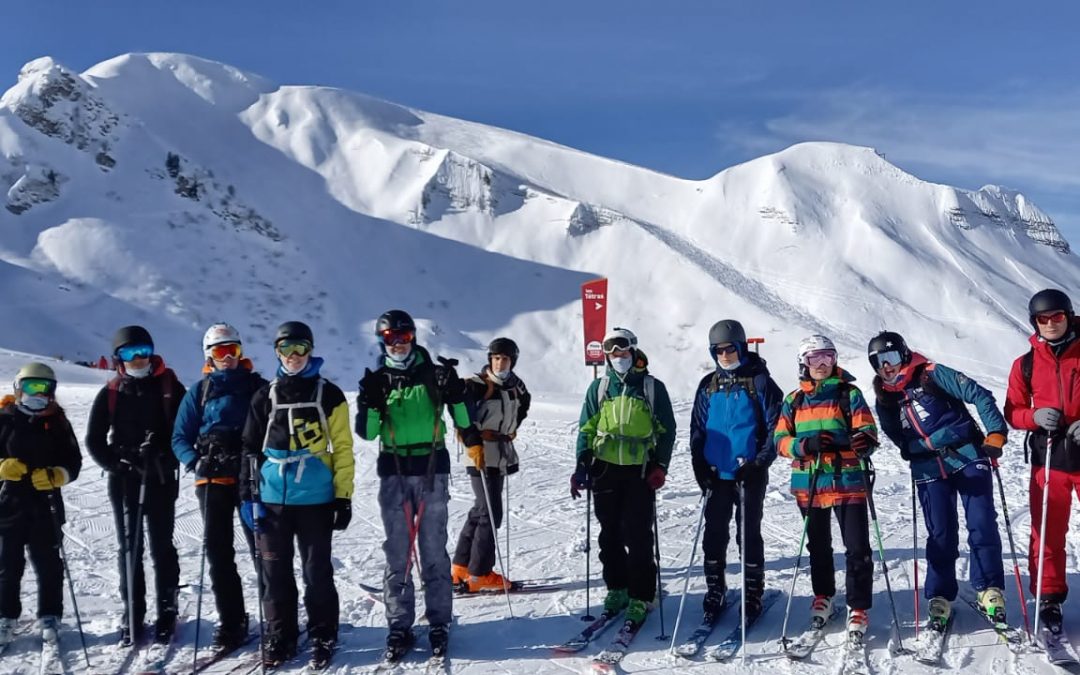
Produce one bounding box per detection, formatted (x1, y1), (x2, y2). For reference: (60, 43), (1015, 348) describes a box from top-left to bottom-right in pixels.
(240, 500), (264, 532)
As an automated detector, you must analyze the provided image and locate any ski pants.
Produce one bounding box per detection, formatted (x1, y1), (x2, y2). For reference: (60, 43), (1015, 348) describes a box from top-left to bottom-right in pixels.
(803, 501), (873, 610)
(0, 511), (62, 619)
(918, 459), (1004, 601)
(257, 502), (338, 643)
(701, 468), (767, 595)
(1028, 465), (1080, 603)
(452, 472), (504, 577)
(379, 474), (452, 630)
(593, 465), (656, 603)
(196, 482), (256, 629)
(109, 472), (180, 624)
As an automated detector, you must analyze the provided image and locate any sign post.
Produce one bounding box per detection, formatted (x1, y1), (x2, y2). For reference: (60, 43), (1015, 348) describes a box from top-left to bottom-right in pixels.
(581, 279), (608, 379)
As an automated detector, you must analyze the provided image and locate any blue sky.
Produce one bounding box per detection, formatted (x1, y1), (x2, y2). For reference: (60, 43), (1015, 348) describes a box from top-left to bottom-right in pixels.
(6, 1), (1080, 241)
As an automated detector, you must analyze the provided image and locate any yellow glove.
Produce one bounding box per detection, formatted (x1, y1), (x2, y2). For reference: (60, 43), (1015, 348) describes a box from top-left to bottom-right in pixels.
(466, 445), (484, 470)
(30, 467), (68, 491)
(0, 458), (27, 481)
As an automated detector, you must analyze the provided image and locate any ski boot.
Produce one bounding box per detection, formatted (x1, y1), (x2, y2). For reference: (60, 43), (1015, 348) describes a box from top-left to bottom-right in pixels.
(927, 596), (951, 633)
(977, 587), (1006, 624)
(39, 616), (60, 645)
(429, 623), (449, 657)
(810, 595), (834, 629)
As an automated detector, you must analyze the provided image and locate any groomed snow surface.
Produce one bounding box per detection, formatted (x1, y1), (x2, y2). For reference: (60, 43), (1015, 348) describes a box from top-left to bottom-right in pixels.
(0, 349), (1073, 675)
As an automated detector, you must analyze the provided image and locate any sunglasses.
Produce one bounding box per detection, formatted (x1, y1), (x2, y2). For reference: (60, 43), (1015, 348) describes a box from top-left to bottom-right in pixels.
(276, 340), (312, 357)
(380, 329), (414, 347)
(602, 337), (632, 354)
(1036, 311), (1068, 326)
(802, 350), (837, 368)
(712, 344), (738, 356)
(19, 378), (55, 396)
(116, 344), (153, 362)
(209, 343), (242, 360)
(869, 350), (904, 371)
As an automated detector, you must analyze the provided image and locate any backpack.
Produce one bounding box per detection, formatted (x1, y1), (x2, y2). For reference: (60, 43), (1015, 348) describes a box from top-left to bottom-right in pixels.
(597, 374), (656, 411)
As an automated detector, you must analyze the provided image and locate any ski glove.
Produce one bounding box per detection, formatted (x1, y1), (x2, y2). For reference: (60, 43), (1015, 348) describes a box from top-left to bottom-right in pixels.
(981, 432), (1007, 459)
(466, 444), (484, 470)
(240, 500), (264, 532)
(0, 458), (27, 481)
(645, 464), (666, 490)
(358, 368), (390, 413)
(1068, 420), (1080, 446)
(849, 431), (874, 458)
(570, 463), (592, 499)
(1034, 408), (1063, 433)
(800, 431), (835, 457)
(332, 498), (352, 531)
(138, 433), (159, 460)
(735, 455), (768, 482)
(30, 467), (68, 491)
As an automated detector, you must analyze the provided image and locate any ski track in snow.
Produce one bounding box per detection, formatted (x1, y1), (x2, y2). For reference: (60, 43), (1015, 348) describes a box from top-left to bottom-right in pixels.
(2, 379), (1077, 675)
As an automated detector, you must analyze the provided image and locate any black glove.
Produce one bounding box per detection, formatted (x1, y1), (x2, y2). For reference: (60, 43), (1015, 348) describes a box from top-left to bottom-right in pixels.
(332, 498), (352, 531)
(358, 368), (390, 413)
(138, 432), (159, 461)
(735, 455), (768, 482)
(695, 466), (718, 494)
(184, 458), (198, 474)
(570, 463), (592, 499)
(849, 431), (874, 458)
(801, 431), (835, 457)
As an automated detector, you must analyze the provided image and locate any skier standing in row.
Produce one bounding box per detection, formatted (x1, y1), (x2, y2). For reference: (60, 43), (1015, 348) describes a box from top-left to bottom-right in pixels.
(689, 320), (781, 621)
(0, 363), (81, 648)
(774, 335), (877, 639)
(1004, 288), (1080, 636)
(356, 310), (481, 661)
(172, 323), (266, 654)
(451, 337), (531, 592)
(239, 321), (355, 668)
(870, 331), (1008, 632)
(571, 327), (676, 628)
(85, 326), (184, 646)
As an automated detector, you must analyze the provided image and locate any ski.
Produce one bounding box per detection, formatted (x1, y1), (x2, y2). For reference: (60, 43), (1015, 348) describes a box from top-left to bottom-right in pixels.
(189, 634), (258, 674)
(1039, 622), (1080, 666)
(704, 588), (781, 661)
(838, 631), (871, 675)
(672, 589), (737, 658)
(38, 637), (64, 675)
(590, 615), (647, 672)
(959, 597), (1024, 651)
(424, 653), (449, 674)
(454, 580), (562, 595)
(912, 614), (952, 665)
(553, 610), (623, 654)
(784, 600), (843, 660)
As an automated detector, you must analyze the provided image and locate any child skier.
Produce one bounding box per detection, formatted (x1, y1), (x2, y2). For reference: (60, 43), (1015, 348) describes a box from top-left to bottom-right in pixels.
(571, 327), (676, 629)
(870, 331), (1008, 635)
(689, 320), (782, 621)
(0, 363), (81, 648)
(775, 335), (877, 640)
(451, 337), (531, 592)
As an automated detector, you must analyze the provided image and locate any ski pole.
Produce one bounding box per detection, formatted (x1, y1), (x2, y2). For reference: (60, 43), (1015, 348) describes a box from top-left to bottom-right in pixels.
(990, 457), (1031, 639)
(46, 489), (90, 668)
(738, 478), (746, 666)
(479, 468), (514, 619)
(127, 457), (149, 647)
(583, 485), (595, 621)
(860, 458), (907, 654)
(669, 489), (709, 653)
(653, 492), (667, 640)
(1033, 435), (1054, 644)
(911, 477), (920, 640)
(247, 456), (266, 675)
(193, 482), (210, 672)
(505, 474), (511, 581)
(780, 456), (822, 651)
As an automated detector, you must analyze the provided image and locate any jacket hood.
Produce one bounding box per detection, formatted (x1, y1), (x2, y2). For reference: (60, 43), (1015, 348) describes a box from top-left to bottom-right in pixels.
(276, 356), (324, 379)
(879, 352), (930, 392)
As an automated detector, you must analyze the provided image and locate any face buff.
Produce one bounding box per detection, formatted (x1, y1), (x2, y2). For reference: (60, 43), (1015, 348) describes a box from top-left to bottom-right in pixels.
(126, 363), (152, 378)
(387, 344), (414, 370)
(490, 366), (511, 382)
(609, 355), (633, 374)
(19, 393), (49, 412)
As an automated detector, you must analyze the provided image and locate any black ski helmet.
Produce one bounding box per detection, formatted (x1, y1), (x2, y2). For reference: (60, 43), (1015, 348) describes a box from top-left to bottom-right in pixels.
(376, 309), (416, 335)
(487, 337), (519, 368)
(1028, 289), (1074, 328)
(275, 321), (314, 346)
(112, 325), (154, 354)
(867, 331), (911, 369)
(708, 320), (746, 347)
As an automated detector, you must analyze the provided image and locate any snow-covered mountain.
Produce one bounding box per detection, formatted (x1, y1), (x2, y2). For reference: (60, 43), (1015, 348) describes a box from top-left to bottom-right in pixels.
(1, 52), (1075, 392)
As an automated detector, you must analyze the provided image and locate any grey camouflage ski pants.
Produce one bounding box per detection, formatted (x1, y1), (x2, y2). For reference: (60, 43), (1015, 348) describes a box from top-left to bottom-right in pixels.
(379, 474), (452, 629)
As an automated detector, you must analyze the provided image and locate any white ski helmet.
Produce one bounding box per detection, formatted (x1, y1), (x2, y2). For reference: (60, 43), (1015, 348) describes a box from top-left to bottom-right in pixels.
(203, 323), (242, 358)
(798, 334), (836, 363)
(602, 327), (638, 354)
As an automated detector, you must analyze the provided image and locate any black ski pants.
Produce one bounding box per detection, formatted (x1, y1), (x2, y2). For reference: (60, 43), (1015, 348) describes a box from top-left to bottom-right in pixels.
(0, 511), (62, 619)
(257, 503), (338, 643)
(702, 466), (768, 592)
(452, 472), (504, 576)
(803, 501), (874, 610)
(109, 472), (180, 623)
(197, 482), (256, 629)
(592, 464), (655, 603)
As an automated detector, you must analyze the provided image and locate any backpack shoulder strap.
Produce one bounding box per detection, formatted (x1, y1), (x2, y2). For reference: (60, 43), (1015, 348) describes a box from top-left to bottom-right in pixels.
(107, 375), (122, 424)
(836, 382), (853, 430)
(161, 370), (178, 429)
(644, 375), (655, 411)
(1021, 348), (1034, 392)
(596, 375), (610, 407)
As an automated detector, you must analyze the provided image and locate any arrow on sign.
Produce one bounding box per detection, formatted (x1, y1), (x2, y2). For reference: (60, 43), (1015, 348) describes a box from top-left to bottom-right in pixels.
(595, 302), (603, 310)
